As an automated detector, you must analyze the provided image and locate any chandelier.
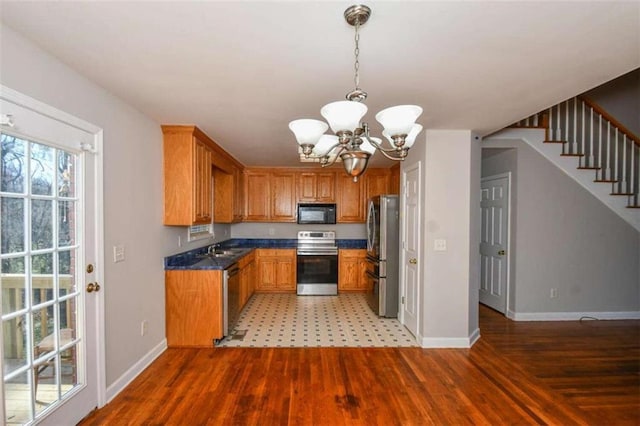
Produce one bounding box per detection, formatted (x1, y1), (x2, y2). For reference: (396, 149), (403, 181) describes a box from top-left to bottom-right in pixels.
(289, 4), (423, 182)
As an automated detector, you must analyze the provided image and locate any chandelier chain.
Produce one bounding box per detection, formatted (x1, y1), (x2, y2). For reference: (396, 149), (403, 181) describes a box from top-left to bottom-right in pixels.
(353, 21), (361, 90)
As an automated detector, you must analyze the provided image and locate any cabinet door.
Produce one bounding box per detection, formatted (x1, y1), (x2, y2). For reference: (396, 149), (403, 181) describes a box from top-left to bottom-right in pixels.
(389, 164), (400, 195)
(298, 173), (317, 201)
(245, 171), (271, 221)
(213, 168), (233, 223)
(193, 139), (213, 224)
(256, 256), (278, 290)
(365, 169), (390, 201)
(233, 166), (244, 221)
(316, 172), (336, 202)
(271, 172), (297, 222)
(276, 252), (296, 291)
(338, 249), (367, 292)
(336, 173), (365, 222)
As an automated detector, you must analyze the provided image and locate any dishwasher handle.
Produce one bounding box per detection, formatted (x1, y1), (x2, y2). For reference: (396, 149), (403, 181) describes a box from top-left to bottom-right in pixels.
(227, 265), (240, 277)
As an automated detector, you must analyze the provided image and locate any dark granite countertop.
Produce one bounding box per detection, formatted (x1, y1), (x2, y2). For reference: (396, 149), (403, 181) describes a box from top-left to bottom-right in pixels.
(164, 238), (366, 270)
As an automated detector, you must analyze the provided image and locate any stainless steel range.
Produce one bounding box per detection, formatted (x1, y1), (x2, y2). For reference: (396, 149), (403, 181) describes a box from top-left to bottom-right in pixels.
(296, 231), (338, 295)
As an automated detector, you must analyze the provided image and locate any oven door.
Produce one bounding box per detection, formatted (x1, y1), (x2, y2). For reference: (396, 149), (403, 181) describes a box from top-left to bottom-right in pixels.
(297, 253), (338, 285)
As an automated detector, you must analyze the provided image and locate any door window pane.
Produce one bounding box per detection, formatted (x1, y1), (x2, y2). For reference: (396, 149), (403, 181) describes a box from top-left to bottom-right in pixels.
(58, 200), (75, 247)
(1, 257), (26, 313)
(4, 370), (33, 425)
(1, 196), (25, 253)
(57, 150), (75, 197)
(31, 199), (53, 250)
(58, 250), (77, 296)
(1, 134), (26, 194)
(30, 142), (54, 196)
(2, 314), (28, 376)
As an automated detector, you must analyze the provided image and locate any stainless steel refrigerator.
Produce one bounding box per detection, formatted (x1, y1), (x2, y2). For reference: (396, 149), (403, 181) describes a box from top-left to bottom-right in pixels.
(365, 195), (399, 317)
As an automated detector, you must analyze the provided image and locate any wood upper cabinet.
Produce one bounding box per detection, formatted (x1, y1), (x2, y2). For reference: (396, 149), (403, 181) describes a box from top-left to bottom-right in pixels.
(255, 249), (296, 292)
(270, 172), (297, 221)
(338, 249), (368, 292)
(389, 164), (400, 195)
(244, 169), (296, 222)
(214, 164), (244, 223)
(365, 168), (391, 201)
(298, 171), (335, 202)
(163, 126), (213, 226)
(336, 173), (365, 223)
(244, 170), (271, 221)
(165, 270), (223, 347)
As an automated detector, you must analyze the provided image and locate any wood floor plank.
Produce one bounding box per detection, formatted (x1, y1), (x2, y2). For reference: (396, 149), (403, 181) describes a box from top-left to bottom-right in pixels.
(80, 305), (639, 425)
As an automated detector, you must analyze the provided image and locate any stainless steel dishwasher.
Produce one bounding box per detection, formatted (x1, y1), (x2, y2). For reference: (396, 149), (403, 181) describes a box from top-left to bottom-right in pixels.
(223, 263), (240, 337)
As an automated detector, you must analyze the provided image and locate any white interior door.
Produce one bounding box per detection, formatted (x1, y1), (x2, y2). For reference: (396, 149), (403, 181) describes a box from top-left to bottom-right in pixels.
(479, 173), (510, 313)
(400, 163), (420, 338)
(1, 87), (103, 425)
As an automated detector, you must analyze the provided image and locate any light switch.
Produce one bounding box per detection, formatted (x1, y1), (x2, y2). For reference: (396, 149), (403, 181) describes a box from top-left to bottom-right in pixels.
(434, 239), (447, 251)
(113, 245), (125, 263)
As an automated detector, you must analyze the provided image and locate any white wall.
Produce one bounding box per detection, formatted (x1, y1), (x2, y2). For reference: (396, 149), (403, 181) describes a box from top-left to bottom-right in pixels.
(0, 24), (211, 390)
(420, 130), (480, 346)
(482, 138), (640, 316)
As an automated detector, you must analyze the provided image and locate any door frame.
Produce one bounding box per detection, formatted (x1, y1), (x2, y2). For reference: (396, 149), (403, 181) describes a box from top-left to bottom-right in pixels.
(0, 85), (106, 418)
(398, 161), (421, 340)
(480, 172), (512, 316)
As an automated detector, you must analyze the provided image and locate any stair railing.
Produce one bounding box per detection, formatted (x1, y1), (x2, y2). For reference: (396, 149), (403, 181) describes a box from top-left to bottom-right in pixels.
(511, 96), (640, 208)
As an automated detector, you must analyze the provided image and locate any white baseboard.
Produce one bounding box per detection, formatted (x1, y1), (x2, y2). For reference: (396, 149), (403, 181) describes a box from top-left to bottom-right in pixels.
(511, 311), (640, 321)
(105, 338), (167, 403)
(506, 309), (517, 320)
(420, 330), (479, 349)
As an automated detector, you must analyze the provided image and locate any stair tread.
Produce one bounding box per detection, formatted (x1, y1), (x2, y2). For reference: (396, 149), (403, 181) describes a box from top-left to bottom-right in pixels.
(594, 179), (618, 183)
(544, 140), (566, 144)
(577, 166), (601, 170)
(611, 192), (635, 196)
(560, 153), (585, 157)
(627, 205), (640, 209)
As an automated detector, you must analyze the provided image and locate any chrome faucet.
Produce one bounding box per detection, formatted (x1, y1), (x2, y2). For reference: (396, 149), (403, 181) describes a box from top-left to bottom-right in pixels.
(208, 243), (222, 255)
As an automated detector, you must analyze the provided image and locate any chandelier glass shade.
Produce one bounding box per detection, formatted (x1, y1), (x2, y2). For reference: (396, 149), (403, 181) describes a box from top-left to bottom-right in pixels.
(289, 4), (423, 181)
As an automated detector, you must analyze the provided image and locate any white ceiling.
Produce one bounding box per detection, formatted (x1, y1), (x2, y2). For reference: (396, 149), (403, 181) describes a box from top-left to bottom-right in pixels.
(1, 1), (638, 167)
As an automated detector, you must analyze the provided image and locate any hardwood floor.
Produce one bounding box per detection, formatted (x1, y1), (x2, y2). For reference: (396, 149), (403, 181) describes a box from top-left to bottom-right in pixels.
(80, 305), (640, 425)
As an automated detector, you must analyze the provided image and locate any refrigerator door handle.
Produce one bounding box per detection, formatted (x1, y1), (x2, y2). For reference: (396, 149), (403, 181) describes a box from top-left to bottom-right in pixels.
(365, 270), (379, 281)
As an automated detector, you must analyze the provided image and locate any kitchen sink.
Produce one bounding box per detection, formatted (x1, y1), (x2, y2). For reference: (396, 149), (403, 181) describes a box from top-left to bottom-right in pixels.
(197, 248), (245, 259)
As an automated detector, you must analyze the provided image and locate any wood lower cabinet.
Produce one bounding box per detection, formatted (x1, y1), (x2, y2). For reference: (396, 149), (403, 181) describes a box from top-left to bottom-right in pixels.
(165, 270), (223, 347)
(238, 251), (256, 309)
(255, 249), (296, 292)
(338, 249), (368, 292)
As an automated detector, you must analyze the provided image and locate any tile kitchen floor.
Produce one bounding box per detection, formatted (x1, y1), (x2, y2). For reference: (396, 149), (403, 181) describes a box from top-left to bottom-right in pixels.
(219, 293), (417, 348)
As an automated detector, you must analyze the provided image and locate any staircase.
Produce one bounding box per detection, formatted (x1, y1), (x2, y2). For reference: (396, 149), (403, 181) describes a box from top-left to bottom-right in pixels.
(486, 95), (639, 231)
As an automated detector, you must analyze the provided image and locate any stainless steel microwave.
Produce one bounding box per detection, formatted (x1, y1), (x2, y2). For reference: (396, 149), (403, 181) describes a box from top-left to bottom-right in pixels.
(297, 203), (337, 224)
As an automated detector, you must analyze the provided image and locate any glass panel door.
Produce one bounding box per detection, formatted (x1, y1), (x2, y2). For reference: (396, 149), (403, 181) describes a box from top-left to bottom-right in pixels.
(1, 133), (81, 424)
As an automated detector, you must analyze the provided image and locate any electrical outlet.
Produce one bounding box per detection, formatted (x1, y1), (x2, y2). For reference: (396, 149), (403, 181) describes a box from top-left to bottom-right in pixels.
(268, 227), (275, 236)
(141, 320), (148, 336)
(550, 288), (558, 299)
(434, 239), (447, 251)
(178, 235), (182, 247)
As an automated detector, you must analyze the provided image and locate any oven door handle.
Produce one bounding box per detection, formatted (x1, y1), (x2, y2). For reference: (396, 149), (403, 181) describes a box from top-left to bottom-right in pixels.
(297, 250), (338, 256)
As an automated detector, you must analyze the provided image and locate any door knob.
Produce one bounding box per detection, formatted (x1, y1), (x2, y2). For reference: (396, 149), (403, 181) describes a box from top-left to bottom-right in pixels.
(409, 258), (417, 264)
(86, 282), (101, 293)
(498, 250), (505, 256)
